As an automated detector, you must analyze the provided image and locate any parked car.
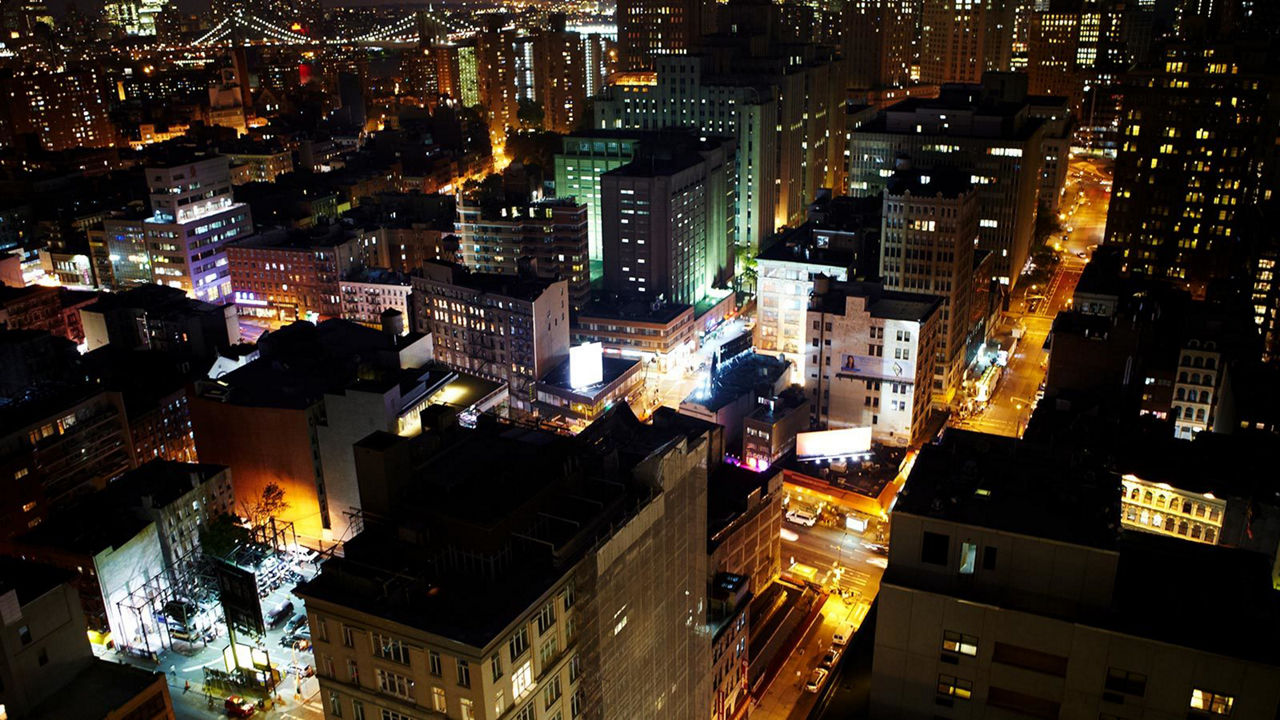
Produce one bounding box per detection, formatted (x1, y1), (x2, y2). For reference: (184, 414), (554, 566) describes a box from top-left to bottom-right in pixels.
(785, 509), (817, 527)
(820, 647), (842, 669)
(225, 696), (256, 717)
(805, 667), (829, 693)
(267, 601), (294, 629)
(832, 624), (853, 647)
(286, 614), (308, 634)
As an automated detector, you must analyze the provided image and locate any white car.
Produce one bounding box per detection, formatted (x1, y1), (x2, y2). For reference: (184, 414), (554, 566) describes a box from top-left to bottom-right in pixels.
(785, 509), (818, 527)
(805, 667), (829, 693)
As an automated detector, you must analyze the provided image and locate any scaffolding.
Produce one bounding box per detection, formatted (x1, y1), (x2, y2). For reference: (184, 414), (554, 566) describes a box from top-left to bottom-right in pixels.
(114, 547), (225, 656)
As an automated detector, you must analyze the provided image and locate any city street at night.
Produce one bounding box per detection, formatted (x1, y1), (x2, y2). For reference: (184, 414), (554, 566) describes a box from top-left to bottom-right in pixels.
(952, 154), (1112, 437)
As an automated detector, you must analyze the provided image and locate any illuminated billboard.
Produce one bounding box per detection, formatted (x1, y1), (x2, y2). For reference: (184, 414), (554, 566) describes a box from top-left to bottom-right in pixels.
(569, 342), (604, 389)
(796, 427), (872, 459)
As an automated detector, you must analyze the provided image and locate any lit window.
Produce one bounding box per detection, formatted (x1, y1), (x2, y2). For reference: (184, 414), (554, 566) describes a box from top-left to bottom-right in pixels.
(942, 631), (978, 657)
(1191, 689), (1234, 715)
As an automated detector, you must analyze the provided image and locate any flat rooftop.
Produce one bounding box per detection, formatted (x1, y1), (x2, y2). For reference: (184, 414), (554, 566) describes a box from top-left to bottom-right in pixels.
(757, 224), (859, 269)
(1109, 531), (1280, 664)
(29, 659), (165, 720)
(814, 280), (942, 322)
(577, 298), (693, 325)
(300, 405), (703, 648)
(538, 355), (640, 398)
(419, 262), (559, 302)
(230, 224), (357, 252)
(895, 430), (1121, 550)
(0, 556), (75, 607)
(683, 352), (790, 413)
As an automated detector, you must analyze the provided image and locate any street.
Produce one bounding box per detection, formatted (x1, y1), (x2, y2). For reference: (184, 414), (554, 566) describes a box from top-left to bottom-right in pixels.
(752, 520), (885, 720)
(952, 154), (1111, 437)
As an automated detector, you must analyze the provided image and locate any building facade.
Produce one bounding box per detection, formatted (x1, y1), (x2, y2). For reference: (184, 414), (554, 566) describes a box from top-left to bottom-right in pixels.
(456, 198), (590, 312)
(143, 154), (253, 304)
(804, 279), (942, 447)
(880, 171), (977, 404)
(411, 263), (570, 412)
(846, 80), (1050, 285)
(600, 136), (736, 305)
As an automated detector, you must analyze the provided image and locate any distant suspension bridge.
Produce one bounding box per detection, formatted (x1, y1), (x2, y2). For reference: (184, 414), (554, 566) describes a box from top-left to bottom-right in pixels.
(193, 9), (466, 47)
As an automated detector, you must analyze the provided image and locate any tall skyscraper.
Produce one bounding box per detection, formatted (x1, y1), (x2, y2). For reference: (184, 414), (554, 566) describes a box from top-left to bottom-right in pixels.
(880, 169), (978, 404)
(533, 14), (588, 133)
(554, 131), (642, 268)
(143, 153), (253, 304)
(920, 0), (988, 83)
(847, 77), (1051, 286)
(844, 0), (921, 89)
(296, 408), (715, 720)
(1104, 42), (1278, 296)
(600, 135), (737, 305)
(595, 20), (846, 252)
(476, 16), (519, 145)
(617, 0), (704, 70)
(103, 0), (168, 36)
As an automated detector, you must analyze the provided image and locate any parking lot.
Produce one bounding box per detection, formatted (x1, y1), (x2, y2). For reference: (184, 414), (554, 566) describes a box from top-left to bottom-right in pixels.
(108, 545), (323, 719)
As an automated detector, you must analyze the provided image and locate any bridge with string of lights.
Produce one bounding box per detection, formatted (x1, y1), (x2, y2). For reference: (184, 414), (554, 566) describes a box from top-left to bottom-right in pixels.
(193, 10), (471, 47)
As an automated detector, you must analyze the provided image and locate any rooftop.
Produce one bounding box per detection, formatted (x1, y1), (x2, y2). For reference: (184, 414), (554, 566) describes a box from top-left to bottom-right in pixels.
(1109, 531), (1280, 665)
(81, 283), (220, 316)
(299, 405), (706, 648)
(201, 319), (402, 409)
(683, 352), (790, 413)
(813, 280), (942, 323)
(895, 430), (1121, 550)
(538, 355), (641, 398)
(418, 262), (560, 302)
(576, 298), (693, 325)
(0, 556), (75, 607)
(230, 224), (357, 252)
(885, 168), (973, 199)
(29, 660), (166, 720)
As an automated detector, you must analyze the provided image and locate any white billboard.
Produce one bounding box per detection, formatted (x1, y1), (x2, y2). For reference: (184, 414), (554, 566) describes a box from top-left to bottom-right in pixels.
(796, 427), (872, 459)
(569, 342), (604, 389)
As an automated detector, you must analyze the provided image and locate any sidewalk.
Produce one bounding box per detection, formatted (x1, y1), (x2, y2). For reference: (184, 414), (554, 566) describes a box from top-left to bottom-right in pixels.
(752, 595), (868, 720)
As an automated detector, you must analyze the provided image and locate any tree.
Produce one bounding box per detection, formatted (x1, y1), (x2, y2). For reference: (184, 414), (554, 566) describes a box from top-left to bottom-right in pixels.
(517, 99), (545, 130)
(245, 483), (289, 529)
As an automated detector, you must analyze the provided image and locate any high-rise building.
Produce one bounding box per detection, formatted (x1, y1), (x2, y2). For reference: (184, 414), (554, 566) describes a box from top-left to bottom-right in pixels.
(142, 153), (253, 304)
(844, 0), (921, 89)
(1027, 0), (1130, 147)
(457, 197), (590, 312)
(1104, 42), (1278, 296)
(617, 0), (704, 70)
(0, 67), (115, 152)
(872, 430), (1280, 720)
(533, 14), (588, 133)
(297, 406), (715, 720)
(0, 387), (134, 538)
(804, 278), (943, 446)
(847, 77), (1051, 285)
(476, 16), (519, 145)
(410, 262), (570, 412)
(754, 194), (883, 374)
(554, 131), (642, 268)
(596, 34), (845, 252)
(920, 0), (988, 83)
(600, 135), (737, 305)
(880, 170), (978, 404)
